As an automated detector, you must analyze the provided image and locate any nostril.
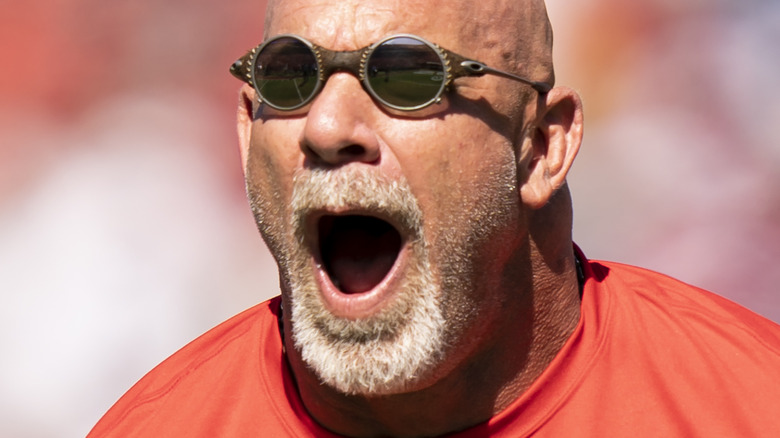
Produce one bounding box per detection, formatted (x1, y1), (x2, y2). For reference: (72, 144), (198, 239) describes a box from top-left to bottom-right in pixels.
(339, 144), (368, 158)
(302, 142), (377, 166)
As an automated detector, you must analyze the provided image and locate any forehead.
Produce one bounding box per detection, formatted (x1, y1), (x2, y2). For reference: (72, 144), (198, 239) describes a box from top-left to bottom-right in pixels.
(264, 0), (491, 52)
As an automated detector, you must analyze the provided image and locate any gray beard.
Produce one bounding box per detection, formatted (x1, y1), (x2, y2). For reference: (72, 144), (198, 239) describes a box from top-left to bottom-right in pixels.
(284, 168), (447, 396)
(247, 152), (520, 397)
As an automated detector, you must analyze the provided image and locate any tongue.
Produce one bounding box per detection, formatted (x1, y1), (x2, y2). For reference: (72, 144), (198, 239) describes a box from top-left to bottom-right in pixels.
(321, 216), (401, 294)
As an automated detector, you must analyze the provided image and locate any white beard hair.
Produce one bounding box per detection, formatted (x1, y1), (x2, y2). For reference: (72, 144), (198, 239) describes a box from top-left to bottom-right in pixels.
(285, 169), (447, 396)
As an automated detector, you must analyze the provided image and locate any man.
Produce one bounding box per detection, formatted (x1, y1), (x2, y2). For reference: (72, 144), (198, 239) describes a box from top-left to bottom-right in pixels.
(89, 0), (780, 436)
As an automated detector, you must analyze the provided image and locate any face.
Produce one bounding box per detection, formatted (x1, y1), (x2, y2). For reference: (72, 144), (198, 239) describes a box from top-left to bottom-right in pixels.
(242, 0), (538, 396)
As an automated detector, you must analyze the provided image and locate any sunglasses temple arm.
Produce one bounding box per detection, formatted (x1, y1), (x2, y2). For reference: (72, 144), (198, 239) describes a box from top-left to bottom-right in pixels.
(459, 60), (552, 94)
(230, 51), (255, 84)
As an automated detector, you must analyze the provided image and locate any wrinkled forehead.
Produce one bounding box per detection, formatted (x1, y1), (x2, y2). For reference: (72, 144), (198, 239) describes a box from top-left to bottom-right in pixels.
(263, 0), (554, 85)
(264, 0), (526, 61)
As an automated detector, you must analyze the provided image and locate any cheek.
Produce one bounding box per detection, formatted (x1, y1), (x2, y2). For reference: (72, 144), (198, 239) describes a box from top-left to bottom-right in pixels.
(245, 120), (304, 248)
(393, 118), (520, 243)
(247, 119), (303, 193)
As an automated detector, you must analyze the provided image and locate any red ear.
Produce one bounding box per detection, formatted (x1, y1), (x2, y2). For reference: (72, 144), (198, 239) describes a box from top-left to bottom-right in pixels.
(519, 86), (583, 209)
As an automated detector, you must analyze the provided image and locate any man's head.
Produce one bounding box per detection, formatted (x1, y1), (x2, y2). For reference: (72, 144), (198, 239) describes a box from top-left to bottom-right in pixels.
(236, 0), (583, 400)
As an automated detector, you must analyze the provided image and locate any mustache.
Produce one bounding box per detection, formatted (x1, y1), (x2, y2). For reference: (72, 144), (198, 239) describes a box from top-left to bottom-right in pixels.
(289, 168), (423, 239)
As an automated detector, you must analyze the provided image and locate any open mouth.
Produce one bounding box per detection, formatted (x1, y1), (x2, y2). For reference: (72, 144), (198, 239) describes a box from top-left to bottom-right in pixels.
(318, 215), (403, 294)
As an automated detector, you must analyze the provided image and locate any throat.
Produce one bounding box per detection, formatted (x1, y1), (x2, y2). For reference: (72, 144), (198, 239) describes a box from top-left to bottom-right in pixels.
(319, 215), (401, 294)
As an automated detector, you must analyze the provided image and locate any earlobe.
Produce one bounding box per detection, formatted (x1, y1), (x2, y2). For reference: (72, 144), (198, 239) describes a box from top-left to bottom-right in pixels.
(237, 84), (257, 172)
(519, 87), (584, 209)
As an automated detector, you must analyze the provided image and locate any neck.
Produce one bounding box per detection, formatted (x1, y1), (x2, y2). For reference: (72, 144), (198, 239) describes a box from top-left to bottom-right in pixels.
(283, 190), (581, 437)
(284, 260), (581, 436)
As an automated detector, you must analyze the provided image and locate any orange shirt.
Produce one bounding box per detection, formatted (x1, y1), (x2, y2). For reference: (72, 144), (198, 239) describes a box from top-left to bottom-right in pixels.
(89, 256), (780, 437)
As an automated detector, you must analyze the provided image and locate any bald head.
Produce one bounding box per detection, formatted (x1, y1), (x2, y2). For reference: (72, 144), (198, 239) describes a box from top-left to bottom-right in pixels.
(263, 0), (555, 85)
(239, 1), (583, 434)
(446, 0), (555, 85)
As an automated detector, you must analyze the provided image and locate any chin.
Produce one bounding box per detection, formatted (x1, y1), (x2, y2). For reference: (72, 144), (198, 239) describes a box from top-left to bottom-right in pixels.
(279, 167), (449, 396)
(288, 245), (447, 396)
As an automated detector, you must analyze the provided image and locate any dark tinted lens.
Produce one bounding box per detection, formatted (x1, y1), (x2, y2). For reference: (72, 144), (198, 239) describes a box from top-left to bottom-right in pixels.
(366, 37), (445, 109)
(253, 37), (319, 109)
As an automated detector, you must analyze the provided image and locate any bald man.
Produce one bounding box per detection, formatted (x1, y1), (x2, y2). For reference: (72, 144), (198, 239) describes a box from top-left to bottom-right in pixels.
(90, 1), (780, 436)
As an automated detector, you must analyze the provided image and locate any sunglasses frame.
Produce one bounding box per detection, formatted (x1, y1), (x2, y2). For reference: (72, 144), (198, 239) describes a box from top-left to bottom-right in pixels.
(230, 33), (552, 112)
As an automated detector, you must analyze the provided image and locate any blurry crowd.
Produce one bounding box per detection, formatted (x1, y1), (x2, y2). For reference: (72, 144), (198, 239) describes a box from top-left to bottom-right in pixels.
(0, 0), (777, 436)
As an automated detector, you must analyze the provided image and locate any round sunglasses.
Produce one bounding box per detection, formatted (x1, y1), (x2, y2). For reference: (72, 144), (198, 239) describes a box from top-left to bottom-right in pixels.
(230, 34), (552, 112)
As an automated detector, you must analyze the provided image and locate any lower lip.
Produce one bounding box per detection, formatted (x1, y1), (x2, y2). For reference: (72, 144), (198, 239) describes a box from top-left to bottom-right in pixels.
(314, 246), (409, 319)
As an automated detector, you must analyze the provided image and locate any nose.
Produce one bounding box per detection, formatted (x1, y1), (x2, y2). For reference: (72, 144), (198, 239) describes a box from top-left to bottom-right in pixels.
(300, 73), (381, 167)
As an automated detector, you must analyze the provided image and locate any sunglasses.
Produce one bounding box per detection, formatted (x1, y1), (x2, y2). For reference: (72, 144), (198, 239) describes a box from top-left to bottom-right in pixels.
(230, 34), (552, 112)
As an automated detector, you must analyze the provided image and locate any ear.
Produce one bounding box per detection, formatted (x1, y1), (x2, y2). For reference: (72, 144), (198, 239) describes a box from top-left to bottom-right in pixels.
(519, 86), (583, 209)
(236, 84), (257, 173)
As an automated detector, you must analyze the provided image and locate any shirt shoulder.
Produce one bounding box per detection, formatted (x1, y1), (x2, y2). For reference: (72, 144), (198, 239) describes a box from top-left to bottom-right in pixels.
(468, 257), (780, 437)
(558, 259), (780, 436)
(593, 259), (780, 348)
(87, 297), (309, 437)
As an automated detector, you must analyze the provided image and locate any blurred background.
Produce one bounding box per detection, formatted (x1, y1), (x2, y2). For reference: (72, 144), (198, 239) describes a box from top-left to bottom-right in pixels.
(0, 0), (777, 436)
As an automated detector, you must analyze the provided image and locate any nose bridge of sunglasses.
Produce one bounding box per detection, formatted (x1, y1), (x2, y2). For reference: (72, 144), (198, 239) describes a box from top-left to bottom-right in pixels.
(317, 48), (367, 81)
